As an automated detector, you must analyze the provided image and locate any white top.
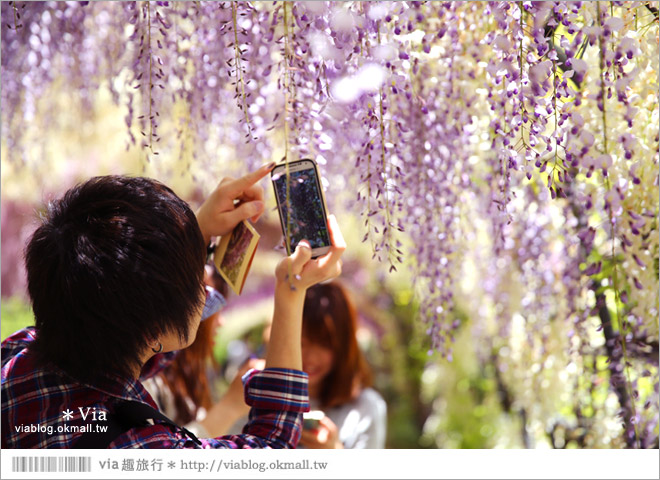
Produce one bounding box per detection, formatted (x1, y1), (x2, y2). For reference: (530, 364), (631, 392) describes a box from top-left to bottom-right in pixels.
(228, 387), (387, 448)
(314, 387), (387, 449)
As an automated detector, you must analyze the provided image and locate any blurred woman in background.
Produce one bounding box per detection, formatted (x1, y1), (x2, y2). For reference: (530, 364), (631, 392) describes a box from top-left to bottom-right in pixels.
(299, 281), (387, 449)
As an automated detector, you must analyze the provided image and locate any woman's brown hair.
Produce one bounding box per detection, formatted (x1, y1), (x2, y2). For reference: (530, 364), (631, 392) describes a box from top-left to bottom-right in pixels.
(302, 281), (372, 409)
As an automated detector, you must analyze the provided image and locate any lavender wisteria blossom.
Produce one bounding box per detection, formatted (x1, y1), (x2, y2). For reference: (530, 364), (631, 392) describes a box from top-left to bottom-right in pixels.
(1, 1), (658, 448)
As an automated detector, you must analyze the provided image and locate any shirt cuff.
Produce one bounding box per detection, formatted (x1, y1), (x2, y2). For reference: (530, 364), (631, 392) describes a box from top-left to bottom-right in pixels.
(243, 368), (310, 413)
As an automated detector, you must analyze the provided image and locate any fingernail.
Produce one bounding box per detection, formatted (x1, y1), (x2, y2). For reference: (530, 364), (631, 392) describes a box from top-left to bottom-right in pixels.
(264, 162), (276, 170)
(298, 240), (311, 250)
(252, 201), (264, 214)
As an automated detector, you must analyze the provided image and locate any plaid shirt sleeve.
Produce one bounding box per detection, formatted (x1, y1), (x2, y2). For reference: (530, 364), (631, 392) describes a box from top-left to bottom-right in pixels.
(110, 368), (309, 449)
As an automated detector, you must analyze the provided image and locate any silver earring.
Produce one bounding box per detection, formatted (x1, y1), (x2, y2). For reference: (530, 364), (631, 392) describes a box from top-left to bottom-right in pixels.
(152, 342), (163, 354)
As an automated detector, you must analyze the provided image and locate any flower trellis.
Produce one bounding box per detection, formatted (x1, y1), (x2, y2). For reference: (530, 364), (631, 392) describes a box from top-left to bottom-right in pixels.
(2, 1), (658, 447)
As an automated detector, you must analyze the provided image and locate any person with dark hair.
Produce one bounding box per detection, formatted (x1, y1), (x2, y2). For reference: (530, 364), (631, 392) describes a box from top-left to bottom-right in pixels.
(298, 281), (386, 449)
(1, 164), (345, 448)
(143, 263), (262, 438)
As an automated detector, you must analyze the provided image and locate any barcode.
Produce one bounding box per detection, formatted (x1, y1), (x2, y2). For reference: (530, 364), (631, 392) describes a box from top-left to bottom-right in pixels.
(11, 456), (91, 473)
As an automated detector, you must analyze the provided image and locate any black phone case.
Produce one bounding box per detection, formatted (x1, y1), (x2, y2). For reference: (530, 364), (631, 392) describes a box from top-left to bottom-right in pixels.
(270, 158), (330, 258)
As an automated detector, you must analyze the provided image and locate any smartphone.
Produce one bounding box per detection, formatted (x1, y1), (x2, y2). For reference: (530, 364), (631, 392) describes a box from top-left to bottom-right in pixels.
(271, 159), (331, 258)
(302, 410), (324, 430)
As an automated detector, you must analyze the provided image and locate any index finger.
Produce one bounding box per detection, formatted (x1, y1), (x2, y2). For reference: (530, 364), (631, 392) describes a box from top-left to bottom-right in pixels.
(225, 162), (275, 197)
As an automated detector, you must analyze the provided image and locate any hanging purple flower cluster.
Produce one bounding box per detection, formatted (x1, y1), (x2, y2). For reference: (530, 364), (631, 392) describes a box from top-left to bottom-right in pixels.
(2, 1), (658, 447)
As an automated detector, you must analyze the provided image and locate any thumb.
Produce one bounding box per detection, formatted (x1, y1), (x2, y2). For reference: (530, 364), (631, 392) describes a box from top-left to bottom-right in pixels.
(224, 200), (264, 227)
(288, 240), (312, 274)
(275, 240), (311, 284)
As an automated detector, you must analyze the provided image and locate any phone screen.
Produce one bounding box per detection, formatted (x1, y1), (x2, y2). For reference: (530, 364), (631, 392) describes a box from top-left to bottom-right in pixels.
(272, 161), (331, 255)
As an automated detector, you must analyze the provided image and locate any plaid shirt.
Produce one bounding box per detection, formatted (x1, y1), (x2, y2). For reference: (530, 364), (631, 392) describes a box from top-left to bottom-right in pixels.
(1, 328), (309, 448)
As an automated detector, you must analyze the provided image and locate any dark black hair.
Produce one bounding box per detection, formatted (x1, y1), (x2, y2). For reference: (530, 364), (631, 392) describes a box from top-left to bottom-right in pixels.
(25, 175), (206, 382)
